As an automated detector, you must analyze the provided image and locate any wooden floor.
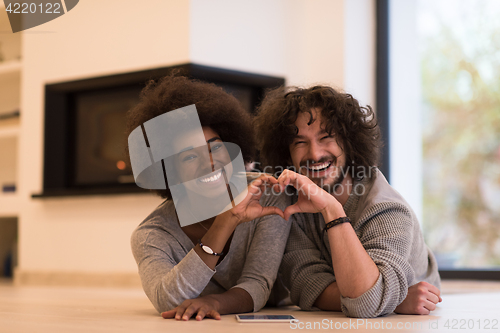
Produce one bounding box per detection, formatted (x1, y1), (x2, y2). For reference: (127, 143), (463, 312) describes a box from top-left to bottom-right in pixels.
(1, 280), (500, 333)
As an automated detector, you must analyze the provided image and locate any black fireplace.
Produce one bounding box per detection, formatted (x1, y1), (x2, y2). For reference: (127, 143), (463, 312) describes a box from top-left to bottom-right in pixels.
(34, 63), (284, 197)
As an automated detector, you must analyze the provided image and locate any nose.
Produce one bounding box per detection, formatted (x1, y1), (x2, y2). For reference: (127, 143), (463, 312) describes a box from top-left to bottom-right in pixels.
(204, 145), (215, 172)
(307, 140), (323, 163)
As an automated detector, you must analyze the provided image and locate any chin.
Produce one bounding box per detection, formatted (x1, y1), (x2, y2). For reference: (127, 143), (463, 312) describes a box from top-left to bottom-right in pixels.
(317, 177), (343, 192)
(309, 177), (331, 188)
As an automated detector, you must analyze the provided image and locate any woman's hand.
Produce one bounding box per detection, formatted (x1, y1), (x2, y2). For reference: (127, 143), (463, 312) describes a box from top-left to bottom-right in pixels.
(228, 174), (285, 224)
(394, 281), (442, 315)
(196, 174), (284, 269)
(161, 296), (221, 321)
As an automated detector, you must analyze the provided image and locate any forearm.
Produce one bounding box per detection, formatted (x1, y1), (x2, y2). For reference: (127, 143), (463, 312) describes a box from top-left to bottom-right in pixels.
(322, 207), (379, 298)
(194, 210), (239, 270)
(208, 287), (254, 315)
(313, 281), (342, 311)
(280, 219), (337, 311)
(143, 249), (216, 312)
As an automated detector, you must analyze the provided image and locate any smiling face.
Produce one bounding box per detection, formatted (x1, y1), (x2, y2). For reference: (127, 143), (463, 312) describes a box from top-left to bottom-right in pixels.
(173, 126), (232, 198)
(289, 108), (346, 191)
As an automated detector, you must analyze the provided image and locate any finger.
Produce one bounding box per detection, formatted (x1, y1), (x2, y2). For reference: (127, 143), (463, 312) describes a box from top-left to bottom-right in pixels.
(418, 306), (431, 315)
(427, 284), (442, 302)
(425, 282), (439, 294)
(271, 183), (282, 193)
(249, 175), (274, 194)
(175, 304), (188, 320)
(245, 180), (268, 202)
(247, 181), (264, 197)
(286, 169), (308, 187)
(252, 176), (280, 199)
(161, 310), (176, 319)
(251, 183), (273, 203)
(262, 174), (278, 184)
(276, 172), (287, 190)
(277, 170), (294, 190)
(423, 299), (437, 312)
(284, 203), (302, 221)
(195, 308), (207, 321)
(260, 206), (285, 219)
(427, 290), (442, 303)
(426, 291), (440, 304)
(207, 309), (221, 320)
(181, 304), (198, 321)
(248, 177), (264, 192)
(283, 174), (292, 187)
(253, 174), (277, 188)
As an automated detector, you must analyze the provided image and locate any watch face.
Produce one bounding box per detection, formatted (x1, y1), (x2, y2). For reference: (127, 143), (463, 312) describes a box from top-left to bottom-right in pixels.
(202, 245), (214, 254)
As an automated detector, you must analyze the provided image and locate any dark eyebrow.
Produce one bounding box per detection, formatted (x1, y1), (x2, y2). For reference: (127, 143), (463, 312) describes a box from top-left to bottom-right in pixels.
(319, 129), (330, 136)
(207, 136), (222, 143)
(179, 137), (222, 153)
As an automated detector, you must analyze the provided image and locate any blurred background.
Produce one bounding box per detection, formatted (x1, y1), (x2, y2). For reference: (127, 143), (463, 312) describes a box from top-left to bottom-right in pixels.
(0, 0), (498, 286)
(419, 0), (500, 271)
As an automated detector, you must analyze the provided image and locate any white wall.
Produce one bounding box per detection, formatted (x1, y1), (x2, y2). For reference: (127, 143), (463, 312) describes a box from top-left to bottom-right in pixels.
(18, 0), (188, 278)
(16, 0), (375, 284)
(283, 0), (346, 87)
(190, 0), (288, 78)
(344, 0), (376, 108)
(389, 0), (423, 222)
(190, 0), (346, 87)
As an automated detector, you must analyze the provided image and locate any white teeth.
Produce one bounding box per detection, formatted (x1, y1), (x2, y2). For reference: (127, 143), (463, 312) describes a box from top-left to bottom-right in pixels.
(308, 162), (331, 171)
(199, 170), (222, 183)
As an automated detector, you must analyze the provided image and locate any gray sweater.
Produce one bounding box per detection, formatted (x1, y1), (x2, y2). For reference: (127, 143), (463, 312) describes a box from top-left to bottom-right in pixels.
(280, 169), (441, 318)
(131, 191), (291, 313)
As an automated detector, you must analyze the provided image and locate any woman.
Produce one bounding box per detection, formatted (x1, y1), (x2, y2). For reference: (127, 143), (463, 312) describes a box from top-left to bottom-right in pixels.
(127, 75), (290, 321)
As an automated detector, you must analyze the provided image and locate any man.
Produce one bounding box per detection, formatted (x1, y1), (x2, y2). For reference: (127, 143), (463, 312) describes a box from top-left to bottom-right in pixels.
(254, 85), (441, 318)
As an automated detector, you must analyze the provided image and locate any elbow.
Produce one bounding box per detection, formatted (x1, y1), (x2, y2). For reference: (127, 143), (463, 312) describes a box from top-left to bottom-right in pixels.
(340, 292), (395, 318)
(338, 270), (380, 299)
(149, 285), (184, 314)
(340, 284), (374, 300)
(341, 302), (393, 318)
(339, 273), (397, 318)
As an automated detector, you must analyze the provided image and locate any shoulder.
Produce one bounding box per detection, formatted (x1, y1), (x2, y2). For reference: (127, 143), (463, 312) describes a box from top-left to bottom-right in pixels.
(132, 200), (177, 234)
(131, 200), (184, 256)
(353, 169), (417, 230)
(359, 169), (410, 208)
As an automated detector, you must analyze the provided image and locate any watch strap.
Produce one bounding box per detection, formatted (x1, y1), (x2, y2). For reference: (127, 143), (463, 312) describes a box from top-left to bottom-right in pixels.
(198, 240), (224, 256)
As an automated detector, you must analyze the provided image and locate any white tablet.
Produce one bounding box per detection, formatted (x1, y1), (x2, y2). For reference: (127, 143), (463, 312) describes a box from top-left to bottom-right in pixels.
(235, 314), (298, 323)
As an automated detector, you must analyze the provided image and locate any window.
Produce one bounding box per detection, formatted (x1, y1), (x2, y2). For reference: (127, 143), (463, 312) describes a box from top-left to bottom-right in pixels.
(380, 0), (500, 277)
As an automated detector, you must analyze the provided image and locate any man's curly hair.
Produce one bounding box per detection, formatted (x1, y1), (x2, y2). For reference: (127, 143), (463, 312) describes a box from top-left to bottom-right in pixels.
(254, 85), (381, 178)
(126, 74), (255, 199)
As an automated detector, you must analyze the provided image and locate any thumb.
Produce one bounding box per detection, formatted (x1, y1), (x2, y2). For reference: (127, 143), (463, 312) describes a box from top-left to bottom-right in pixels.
(284, 204), (302, 221)
(260, 206), (285, 219)
(161, 310), (176, 319)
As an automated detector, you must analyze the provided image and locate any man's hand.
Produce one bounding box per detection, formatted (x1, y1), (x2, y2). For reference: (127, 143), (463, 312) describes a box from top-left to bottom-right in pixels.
(394, 281), (442, 315)
(161, 296), (222, 321)
(276, 169), (341, 220)
(229, 174), (285, 224)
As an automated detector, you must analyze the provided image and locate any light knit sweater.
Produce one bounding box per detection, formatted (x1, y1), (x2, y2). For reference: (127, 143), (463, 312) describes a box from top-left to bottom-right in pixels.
(280, 169), (441, 318)
(131, 191), (291, 313)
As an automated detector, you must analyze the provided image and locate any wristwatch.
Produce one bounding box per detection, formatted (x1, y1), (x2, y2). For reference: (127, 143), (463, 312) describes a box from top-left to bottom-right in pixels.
(198, 240), (224, 256)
